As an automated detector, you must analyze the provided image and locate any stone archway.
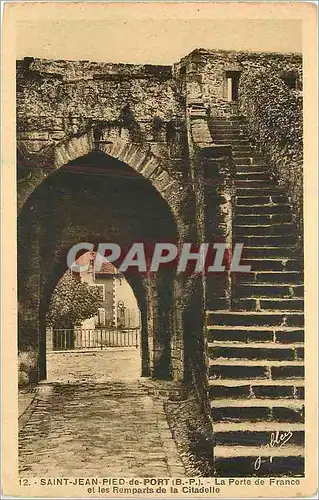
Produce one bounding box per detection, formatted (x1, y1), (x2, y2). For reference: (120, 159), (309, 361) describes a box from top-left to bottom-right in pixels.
(18, 128), (186, 222)
(18, 148), (186, 383)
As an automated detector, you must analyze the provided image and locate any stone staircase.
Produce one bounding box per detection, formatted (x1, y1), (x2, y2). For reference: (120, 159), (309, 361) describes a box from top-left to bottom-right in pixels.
(206, 115), (304, 477)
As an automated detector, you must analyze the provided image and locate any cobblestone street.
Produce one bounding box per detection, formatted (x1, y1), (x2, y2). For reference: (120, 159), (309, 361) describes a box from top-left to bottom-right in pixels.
(46, 348), (141, 383)
(19, 350), (185, 477)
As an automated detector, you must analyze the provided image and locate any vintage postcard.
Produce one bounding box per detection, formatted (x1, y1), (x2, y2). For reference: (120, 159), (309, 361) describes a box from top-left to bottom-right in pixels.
(1, 1), (318, 498)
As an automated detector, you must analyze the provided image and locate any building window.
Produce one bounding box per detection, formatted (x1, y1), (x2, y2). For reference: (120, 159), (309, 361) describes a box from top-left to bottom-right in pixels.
(92, 284), (105, 300)
(225, 71), (241, 102)
(97, 308), (106, 326)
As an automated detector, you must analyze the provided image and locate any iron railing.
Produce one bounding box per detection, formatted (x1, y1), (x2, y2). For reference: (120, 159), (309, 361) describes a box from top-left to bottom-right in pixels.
(49, 327), (140, 351)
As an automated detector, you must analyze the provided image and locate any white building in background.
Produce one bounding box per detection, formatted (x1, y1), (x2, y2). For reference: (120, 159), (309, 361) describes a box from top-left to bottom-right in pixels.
(76, 252), (140, 330)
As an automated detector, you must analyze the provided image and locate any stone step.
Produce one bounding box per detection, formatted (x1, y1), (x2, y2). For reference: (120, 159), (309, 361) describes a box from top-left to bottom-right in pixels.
(234, 157), (267, 166)
(235, 283), (304, 298)
(236, 175), (274, 183)
(234, 170), (273, 181)
(189, 102), (207, 109)
(210, 122), (244, 127)
(213, 446), (304, 477)
(235, 223), (295, 236)
(210, 397), (304, 408)
(237, 271), (302, 284)
(215, 139), (251, 145)
(236, 203), (292, 214)
(208, 374), (305, 397)
(234, 149), (260, 156)
(207, 111), (304, 476)
(239, 258), (301, 272)
(210, 125), (248, 131)
(210, 398), (304, 423)
(206, 311), (304, 327)
(209, 123), (230, 128)
(207, 342), (303, 361)
(236, 172), (273, 181)
(208, 359), (304, 381)
(213, 133), (246, 140)
(236, 167), (271, 175)
(213, 422), (304, 446)
(209, 377), (304, 385)
(237, 234), (296, 246)
(214, 456), (304, 477)
(211, 116), (246, 123)
(242, 246), (298, 258)
(228, 116), (247, 122)
(230, 138), (254, 144)
(189, 108), (208, 118)
(233, 297), (304, 311)
(236, 187), (284, 196)
(232, 146), (257, 154)
(206, 326), (304, 344)
(208, 341), (304, 348)
(235, 213), (293, 224)
(209, 117), (229, 122)
(236, 195), (289, 205)
(235, 179), (278, 188)
(209, 376), (304, 400)
(232, 151), (263, 158)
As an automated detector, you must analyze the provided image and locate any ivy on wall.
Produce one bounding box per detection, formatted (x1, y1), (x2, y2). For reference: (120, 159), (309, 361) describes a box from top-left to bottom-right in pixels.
(238, 70), (303, 240)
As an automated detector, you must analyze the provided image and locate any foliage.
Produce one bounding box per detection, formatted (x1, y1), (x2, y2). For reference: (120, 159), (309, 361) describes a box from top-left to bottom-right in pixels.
(238, 69), (303, 236)
(239, 70), (302, 149)
(18, 348), (38, 387)
(46, 270), (102, 328)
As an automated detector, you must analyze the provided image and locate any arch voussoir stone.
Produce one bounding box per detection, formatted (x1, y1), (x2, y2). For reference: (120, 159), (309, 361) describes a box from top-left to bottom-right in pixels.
(164, 181), (185, 201)
(125, 144), (151, 171)
(126, 145), (150, 171)
(109, 137), (130, 160)
(54, 145), (70, 169)
(99, 142), (113, 156)
(119, 142), (139, 164)
(79, 133), (93, 157)
(152, 170), (173, 192)
(54, 131), (93, 168)
(140, 156), (161, 179)
(66, 140), (78, 160)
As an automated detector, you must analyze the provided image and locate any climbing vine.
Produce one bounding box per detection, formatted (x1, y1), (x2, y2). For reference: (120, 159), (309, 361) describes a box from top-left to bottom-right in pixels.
(238, 70), (303, 237)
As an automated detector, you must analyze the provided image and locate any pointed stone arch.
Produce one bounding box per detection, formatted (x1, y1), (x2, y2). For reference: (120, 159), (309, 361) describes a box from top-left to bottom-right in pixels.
(17, 129), (193, 385)
(43, 128), (185, 222)
(18, 127), (193, 245)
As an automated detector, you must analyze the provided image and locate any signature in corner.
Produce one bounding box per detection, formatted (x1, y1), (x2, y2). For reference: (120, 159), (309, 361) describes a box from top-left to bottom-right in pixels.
(254, 431), (293, 471)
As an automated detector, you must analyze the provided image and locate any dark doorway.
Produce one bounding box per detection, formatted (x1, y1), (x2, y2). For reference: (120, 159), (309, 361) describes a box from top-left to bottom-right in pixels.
(281, 71), (300, 90)
(225, 71), (241, 102)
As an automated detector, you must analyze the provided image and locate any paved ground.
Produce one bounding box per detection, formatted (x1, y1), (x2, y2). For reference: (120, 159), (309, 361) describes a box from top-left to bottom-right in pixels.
(19, 350), (185, 477)
(46, 348), (141, 383)
(19, 391), (36, 418)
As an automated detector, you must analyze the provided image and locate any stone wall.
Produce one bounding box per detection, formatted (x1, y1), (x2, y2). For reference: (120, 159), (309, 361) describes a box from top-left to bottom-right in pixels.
(17, 48), (304, 391)
(17, 58), (183, 129)
(17, 57), (186, 196)
(174, 48), (303, 239)
(175, 48), (302, 116)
